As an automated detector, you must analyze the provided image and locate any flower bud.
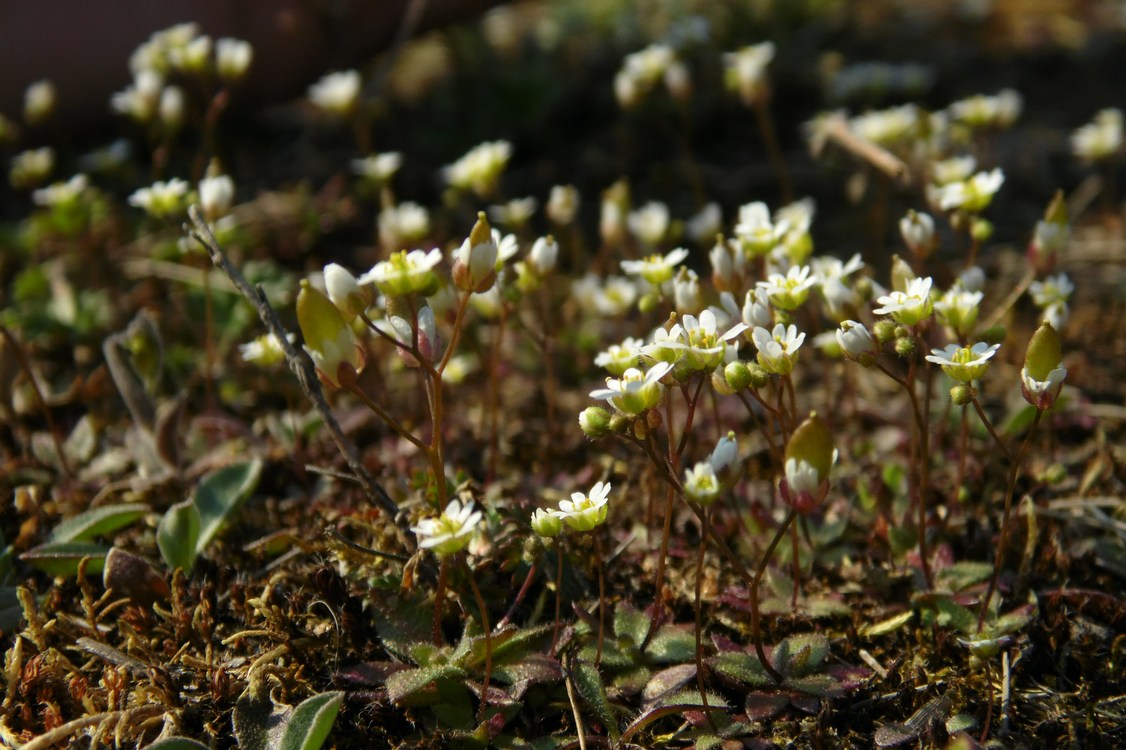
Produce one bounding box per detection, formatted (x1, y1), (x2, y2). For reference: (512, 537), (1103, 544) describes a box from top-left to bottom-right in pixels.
(950, 383), (975, 405)
(872, 319), (897, 344)
(199, 171), (234, 223)
(452, 212), (498, 293)
(546, 184), (580, 225)
(159, 86), (186, 132)
(216, 37), (253, 81)
(528, 235), (559, 276)
(297, 280), (365, 388)
(724, 361), (753, 392)
(782, 413), (835, 514)
(894, 335), (915, 358)
(608, 414), (632, 434)
(530, 508), (563, 538)
(324, 263), (372, 322)
(971, 217), (993, 242)
(579, 406), (612, 439)
(24, 80), (56, 126)
(899, 210), (936, 259)
(1021, 321), (1066, 410)
(836, 320), (879, 366)
(1029, 190), (1068, 274)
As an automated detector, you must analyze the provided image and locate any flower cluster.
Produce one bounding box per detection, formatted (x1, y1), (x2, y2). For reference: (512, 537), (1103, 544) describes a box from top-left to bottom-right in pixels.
(531, 481), (612, 537)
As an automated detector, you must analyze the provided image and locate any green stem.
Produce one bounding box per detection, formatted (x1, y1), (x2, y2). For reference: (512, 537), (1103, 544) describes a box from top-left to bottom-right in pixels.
(751, 507), (795, 683)
(463, 555), (493, 722)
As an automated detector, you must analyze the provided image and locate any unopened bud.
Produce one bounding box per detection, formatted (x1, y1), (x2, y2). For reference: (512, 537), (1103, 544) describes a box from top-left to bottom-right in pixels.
(873, 319), (897, 344)
(971, 217), (993, 243)
(724, 361), (753, 392)
(579, 406), (612, 439)
(950, 383), (975, 405)
(452, 212), (498, 293)
(894, 336), (915, 358)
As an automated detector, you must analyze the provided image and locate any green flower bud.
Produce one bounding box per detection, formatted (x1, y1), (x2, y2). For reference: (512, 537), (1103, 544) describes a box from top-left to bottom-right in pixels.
(608, 414), (632, 434)
(873, 319), (897, 344)
(785, 412), (835, 483)
(1024, 321), (1062, 381)
(724, 361), (753, 391)
(452, 211), (498, 293)
(950, 383), (975, 405)
(894, 336), (915, 358)
(530, 508), (563, 538)
(297, 280), (364, 388)
(746, 363), (770, 389)
(579, 406), (612, 439)
(971, 217), (993, 243)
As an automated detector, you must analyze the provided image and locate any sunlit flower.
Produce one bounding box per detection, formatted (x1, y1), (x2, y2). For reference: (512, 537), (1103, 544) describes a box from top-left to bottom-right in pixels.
(129, 178), (190, 219)
(936, 168), (1005, 213)
(621, 247), (689, 286)
(488, 196), (537, 228)
(571, 273), (638, 317)
(378, 202), (430, 250)
(1021, 322), (1066, 409)
(595, 337), (643, 376)
(215, 37), (253, 81)
(782, 413), (835, 514)
(934, 288), (983, 335)
(1071, 108), (1123, 163)
(949, 89), (1022, 129)
(444, 140), (512, 198)
(557, 481), (611, 532)
(752, 323), (805, 375)
(24, 80), (56, 125)
(812, 253), (865, 318)
(239, 332), (293, 366)
(352, 152), (402, 183)
(899, 210), (937, 258)
(931, 155), (977, 186)
(677, 309), (747, 373)
(297, 281), (364, 388)
(359, 248), (443, 297)
(757, 264), (816, 311)
(684, 461), (722, 505)
(412, 499), (483, 556)
(741, 288), (773, 330)
(733, 201), (787, 257)
(925, 342), (999, 382)
(590, 361), (672, 414)
(836, 320), (879, 366)
(308, 70), (362, 117)
(199, 172), (234, 222)
(628, 201), (670, 247)
(546, 184), (580, 225)
(849, 104), (920, 146)
(873, 276), (934, 326)
(32, 174), (88, 207)
(530, 508), (563, 538)
(724, 42), (775, 105)
(10, 147), (55, 189)
(686, 202), (722, 245)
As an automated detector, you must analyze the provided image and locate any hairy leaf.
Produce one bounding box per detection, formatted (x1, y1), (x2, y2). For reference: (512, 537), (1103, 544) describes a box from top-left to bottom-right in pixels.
(572, 660), (618, 739)
(279, 691), (343, 750)
(50, 503), (149, 543)
(385, 664), (466, 704)
(20, 542), (109, 576)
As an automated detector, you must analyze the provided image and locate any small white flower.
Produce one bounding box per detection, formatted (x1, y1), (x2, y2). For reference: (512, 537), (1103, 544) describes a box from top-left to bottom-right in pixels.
(1029, 273), (1074, 308)
(812, 253), (865, 317)
(557, 481), (611, 532)
(724, 42), (775, 104)
(590, 361), (672, 414)
(836, 320), (878, 365)
(411, 499), (483, 556)
(621, 247), (690, 286)
(530, 508), (563, 538)
(899, 210), (936, 256)
(733, 201), (787, 257)
(239, 333), (293, 366)
(352, 152), (402, 182)
(308, 70), (362, 117)
(686, 202), (722, 245)
(628, 201), (671, 247)
(10, 146), (56, 189)
(571, 274), (638, 317)
(741, 288), (774, 330)
(359, 248), (443, 297)
(849, 104), (920, 146)
(949, 89), (1022, 129)
(527, 236), (559, 276)
(936, 168), (1005, 212)
(873, 276), (934, 326)
(1071, 108), (1123, 163)
(199, 173), (234, 222)
(934, 287), (983, 335)
(931, 155), (977, 186)
(487, 196), (538, 228)
(111, 70), (164, 123)
(925, 342), (1000, 382)
(443, 140), (512, 198)
(32, 174), (88, 207)
(594, 337), (643, 376)
(1020, 365), (1067, 399)
(546, 184), (581, 225)
(128, 178), (190, 219)
(673, 268), (702, 313)
(215, 37), (253, 80)
(756, 264), (816, 311)
(784, 457), (821, 496)
(752, 323), (805, 375)
(684, 461), (722, 505)
(24, 80), (56, 125)
(378, 202), (430, 249)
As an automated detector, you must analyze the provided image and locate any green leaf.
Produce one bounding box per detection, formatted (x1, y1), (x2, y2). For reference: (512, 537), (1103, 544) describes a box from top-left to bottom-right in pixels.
(709, 652), (772, 688)
(50, 503), (149, 543)
(143, 739), (211, 750)
(385, 664), (466, 704)
(157, 500), (201, 572)
(644, 625), (696, 664)
(935, 561), (993, 592)
(613, 603), (651, 646)
(784, 674), (844, 698)
(20, 542), (109, 576)
(278, 691), (343, 750)
(774, 633), (829, 676)
(192, 459), (263, 558)
(572, 660), (618, 740)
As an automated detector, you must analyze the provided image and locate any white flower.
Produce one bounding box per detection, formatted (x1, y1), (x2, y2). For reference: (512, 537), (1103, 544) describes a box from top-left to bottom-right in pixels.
(359, 248), (443, 297)
(199, 173), (234, 222)
(934, 288), (983, 334)
(1029, 273), (1074, 308)
(686, 202), (722, 245)
(215, 37), (253, 80)
(621, 247), (690, 286)
(849, 104), (920, 146)
(673, 268), (701, 313)
(167, 34), (212, 72)
(724, 42), (775, 104)
(10, 146), (56, 189)
(708, 432), (740, 485)
(590, 361), (672, 414)
(24, 80), (56, 125)
(239, 333), (293, 366)
(530, 508), (563, 538)
(812, 253), (865, 317)
(571, 274), (638, 317)
(527, 236), (559, 276)
(1020, 365), (1067, 399)
(443, 140), (512, 197)
(378, 202), (430, 249)
(752, 323), (805, 375)
(949, 89), (1022, 129)
(836, 320), (878, 365)
(873, 276), (934, 326)
(32, 174), (88, 207)
(684, 461), (722, 505)
(487, 196), (538, 228)
(111, 70), (164, 123)
(925, 342), (1000, 382)
(1071, 108), (1123, 162)
(1042, 301), (1069, 331)
(931, 155), (977, 186)
(628, 201), (671, 247)
(308, 70), (362, 116)
(733, 201), (787, 257)
(411, 499), (483, 556)
(492, 229), (520, 268)
(128, 178), (190, 219)
(324, 263), (370, 321)
(546, 184), (580, 225)
(899, 210), (936, 256)
(676, 309), (747, 373)
(741, 288), (774, 330)
(936, 168), (1005, 212)
(557, 481), (611, 532)
(784, 457), (822, 497)
(957, 266), (986, 293)
(756, 264), (816, 311)
(352, 152), (402, 182)
(594, 337), (643, 376)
